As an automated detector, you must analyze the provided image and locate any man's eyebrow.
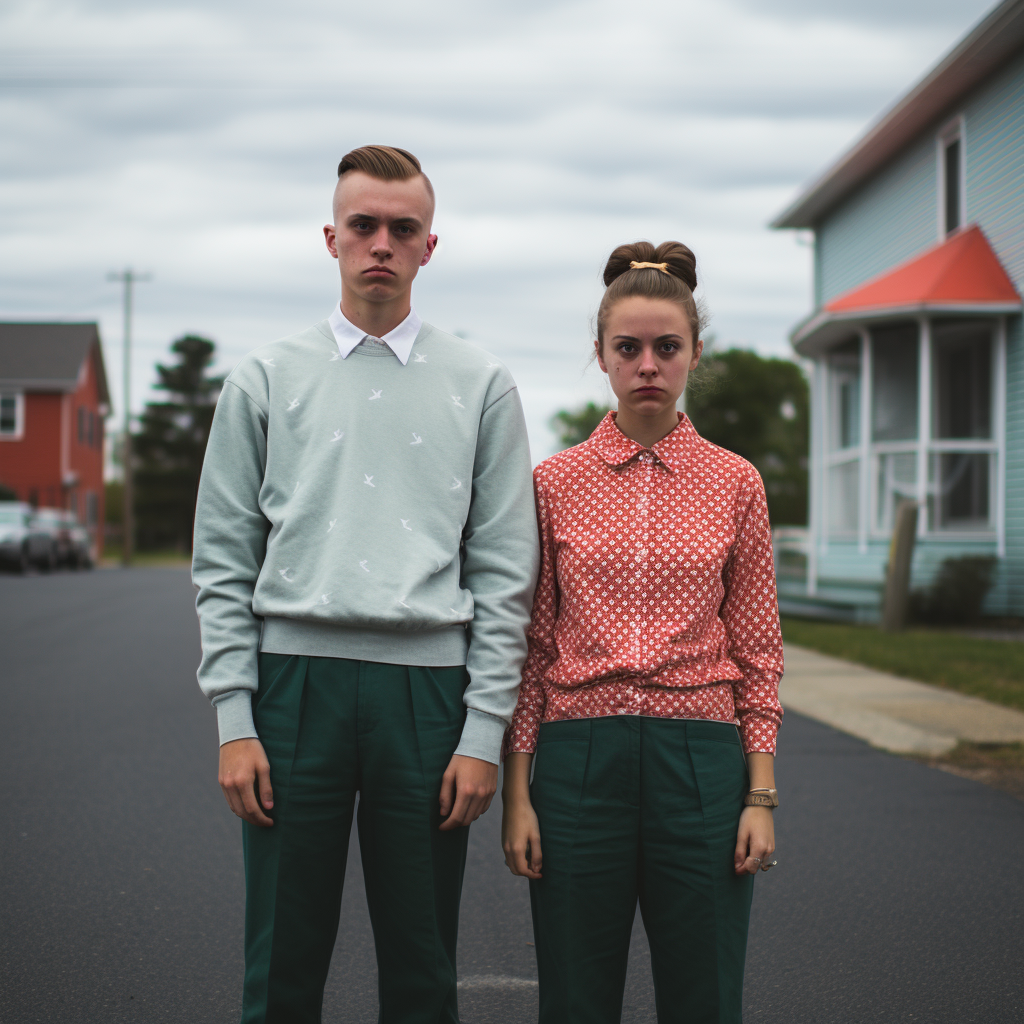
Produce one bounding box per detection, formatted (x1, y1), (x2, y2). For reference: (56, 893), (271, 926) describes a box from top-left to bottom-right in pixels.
(347, 213), (423, 228)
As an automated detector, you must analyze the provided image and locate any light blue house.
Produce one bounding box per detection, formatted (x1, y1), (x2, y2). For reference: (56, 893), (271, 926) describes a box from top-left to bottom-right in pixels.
(772, 0), (1024, 621)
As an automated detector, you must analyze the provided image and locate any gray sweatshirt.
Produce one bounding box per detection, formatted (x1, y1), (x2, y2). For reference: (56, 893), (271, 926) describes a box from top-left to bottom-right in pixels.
(192, 318), (540, 764)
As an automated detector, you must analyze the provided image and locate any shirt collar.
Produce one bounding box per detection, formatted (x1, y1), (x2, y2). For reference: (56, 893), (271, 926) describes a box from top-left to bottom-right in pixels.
(590, 411), (696, 474)
(327, 304), (422, 365)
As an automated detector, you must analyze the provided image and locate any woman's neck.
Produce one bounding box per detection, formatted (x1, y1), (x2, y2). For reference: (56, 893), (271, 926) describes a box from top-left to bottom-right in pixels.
(614, 408), (680, 449)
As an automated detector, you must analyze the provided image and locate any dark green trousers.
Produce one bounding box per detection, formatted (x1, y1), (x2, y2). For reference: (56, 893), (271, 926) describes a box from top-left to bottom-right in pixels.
(529, 717), (754, 1024)
(241, 653), (471, 1024)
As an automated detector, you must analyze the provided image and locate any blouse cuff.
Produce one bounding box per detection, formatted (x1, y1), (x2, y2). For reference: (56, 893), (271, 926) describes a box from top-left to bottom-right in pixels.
(738, 713), (779, 756)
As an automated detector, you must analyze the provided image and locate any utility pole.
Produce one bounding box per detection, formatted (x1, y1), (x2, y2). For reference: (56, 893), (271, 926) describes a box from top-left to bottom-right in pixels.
(107, 268), (151, 566)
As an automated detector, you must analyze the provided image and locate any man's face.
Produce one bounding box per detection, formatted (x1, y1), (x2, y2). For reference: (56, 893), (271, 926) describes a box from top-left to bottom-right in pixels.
(324, 171), (437, 306)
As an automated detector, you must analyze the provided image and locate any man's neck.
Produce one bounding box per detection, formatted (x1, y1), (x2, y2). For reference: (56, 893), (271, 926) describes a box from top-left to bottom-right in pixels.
(340, 289), (412, 339)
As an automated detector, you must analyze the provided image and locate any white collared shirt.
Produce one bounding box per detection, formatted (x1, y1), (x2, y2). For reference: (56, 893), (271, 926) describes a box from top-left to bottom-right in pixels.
(327, 304), (422, 366)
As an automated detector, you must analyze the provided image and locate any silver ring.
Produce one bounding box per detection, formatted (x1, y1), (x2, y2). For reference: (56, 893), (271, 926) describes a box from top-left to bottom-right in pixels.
(752, 857), (762, 865)
(760, 860), (778, 872)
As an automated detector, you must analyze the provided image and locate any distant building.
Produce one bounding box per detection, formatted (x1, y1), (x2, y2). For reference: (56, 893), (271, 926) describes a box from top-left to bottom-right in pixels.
(0, 323), (109, 556)
(773, 0), (1024, 620)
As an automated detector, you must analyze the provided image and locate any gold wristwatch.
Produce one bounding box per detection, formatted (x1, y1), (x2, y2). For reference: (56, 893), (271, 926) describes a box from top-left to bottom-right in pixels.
(743, 788), (778, 808)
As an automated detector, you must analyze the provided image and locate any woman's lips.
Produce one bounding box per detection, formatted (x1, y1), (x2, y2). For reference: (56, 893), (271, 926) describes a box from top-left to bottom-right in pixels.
(634, 386), (663, 395)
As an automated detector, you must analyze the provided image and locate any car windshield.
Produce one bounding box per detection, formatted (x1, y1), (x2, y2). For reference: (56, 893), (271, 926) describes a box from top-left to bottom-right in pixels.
(0, 509), (26, 525)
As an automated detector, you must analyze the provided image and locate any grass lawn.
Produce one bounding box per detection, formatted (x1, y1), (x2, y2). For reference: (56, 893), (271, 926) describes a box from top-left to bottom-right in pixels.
(101, 546), (192, 568)
(780, 616), (1024, 713)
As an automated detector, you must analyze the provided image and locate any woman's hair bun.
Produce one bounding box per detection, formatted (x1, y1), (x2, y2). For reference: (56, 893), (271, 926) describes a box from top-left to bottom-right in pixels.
(602, 240), (697, 292)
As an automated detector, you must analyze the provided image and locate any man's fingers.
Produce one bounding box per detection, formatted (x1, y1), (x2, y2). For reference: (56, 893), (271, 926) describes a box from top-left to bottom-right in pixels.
(240, 782), (274, 827)
(438, 769), (456, 818)
(439, 789), (472, 831)
(256, 761), (274, 811)
(528, 835), (543, 874)
(221, 784), (246, 820)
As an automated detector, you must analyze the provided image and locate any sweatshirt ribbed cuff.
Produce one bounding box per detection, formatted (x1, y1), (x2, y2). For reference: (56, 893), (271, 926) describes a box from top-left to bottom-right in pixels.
(213, 689), (258, 746)
(454, 708), (508, 765)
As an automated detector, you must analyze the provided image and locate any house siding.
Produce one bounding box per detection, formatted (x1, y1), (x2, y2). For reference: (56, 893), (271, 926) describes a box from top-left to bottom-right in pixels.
(815, 134), (937, 306)
(1003, 313), (1024, 612)
(965, 50), (1024, 294)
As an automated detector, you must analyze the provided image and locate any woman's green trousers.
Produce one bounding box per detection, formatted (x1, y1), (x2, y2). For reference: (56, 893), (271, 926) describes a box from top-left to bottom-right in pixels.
(240, 653), (471, 1024)
(529, 716), (755, 1024)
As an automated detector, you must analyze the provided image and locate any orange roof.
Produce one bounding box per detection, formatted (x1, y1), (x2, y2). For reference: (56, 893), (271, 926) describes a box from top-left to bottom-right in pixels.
(824, 225), (1020, 313)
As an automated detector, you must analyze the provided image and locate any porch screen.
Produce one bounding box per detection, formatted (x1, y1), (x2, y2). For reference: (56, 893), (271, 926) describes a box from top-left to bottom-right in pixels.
(871, 325), (918, 441)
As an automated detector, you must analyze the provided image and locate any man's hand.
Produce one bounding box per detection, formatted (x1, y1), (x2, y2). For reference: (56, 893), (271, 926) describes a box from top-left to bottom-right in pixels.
(438, 754), (498, 831)
(219, 738), (274, 827)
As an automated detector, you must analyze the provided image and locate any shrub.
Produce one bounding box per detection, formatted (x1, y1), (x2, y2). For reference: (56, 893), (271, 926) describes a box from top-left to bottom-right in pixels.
(910, 556), (997, 624)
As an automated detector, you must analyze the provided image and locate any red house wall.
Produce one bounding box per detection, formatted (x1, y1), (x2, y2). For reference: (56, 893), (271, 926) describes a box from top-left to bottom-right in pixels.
(0, 343), (107, 556)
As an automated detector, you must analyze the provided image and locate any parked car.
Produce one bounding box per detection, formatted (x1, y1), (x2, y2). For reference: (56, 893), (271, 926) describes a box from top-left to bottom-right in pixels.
(0, 502), (57, 572)
(32, 508), (93, 569)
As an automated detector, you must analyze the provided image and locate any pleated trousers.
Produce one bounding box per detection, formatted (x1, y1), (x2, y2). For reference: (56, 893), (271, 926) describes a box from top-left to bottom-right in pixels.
(529, 716), (754, 1024)
(240, 652), (471, 1024)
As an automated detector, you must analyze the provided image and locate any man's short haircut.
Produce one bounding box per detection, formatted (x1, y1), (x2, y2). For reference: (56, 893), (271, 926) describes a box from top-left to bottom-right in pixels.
(337, 145), (434, 202)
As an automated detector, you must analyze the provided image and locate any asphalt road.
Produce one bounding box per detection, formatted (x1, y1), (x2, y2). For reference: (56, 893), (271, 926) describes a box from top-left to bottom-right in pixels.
(2, 567), (1022, 1023)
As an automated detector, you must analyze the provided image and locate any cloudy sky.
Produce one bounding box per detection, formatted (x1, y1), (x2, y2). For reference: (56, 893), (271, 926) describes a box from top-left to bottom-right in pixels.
(0, 0), (996, 460)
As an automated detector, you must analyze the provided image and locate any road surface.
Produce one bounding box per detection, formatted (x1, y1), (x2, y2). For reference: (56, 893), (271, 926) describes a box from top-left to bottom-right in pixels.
(2, 567), (1022, 1022)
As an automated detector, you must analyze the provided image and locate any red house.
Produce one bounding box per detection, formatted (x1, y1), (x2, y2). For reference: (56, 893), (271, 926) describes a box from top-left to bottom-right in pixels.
(0, 323), (110, 557)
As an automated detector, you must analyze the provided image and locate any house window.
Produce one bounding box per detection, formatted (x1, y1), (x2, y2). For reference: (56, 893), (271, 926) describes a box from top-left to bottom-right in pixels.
(828, 461), (860, 537)
(828, 340), (860, 450)
(872, 325), (918, 441)
(0, 393), (24, 438)
(929, 453), (991, 530)
(934, 328), (991, 439)
(875, 452), (917, 533)
(938, 118), (964, 237)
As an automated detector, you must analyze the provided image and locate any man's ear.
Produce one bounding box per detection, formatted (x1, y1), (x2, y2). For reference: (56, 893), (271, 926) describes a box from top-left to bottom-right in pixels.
(324, 224), (339, 259)
(420, 234), (438, 267)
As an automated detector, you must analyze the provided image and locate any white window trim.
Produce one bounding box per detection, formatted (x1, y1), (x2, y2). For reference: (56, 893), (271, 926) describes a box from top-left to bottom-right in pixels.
(0, 391), (25, 440)
(936, 114), (967, 240)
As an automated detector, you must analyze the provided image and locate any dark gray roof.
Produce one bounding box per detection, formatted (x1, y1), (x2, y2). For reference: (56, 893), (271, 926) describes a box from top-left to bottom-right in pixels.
(0, 322), (109, 404)
(773, 0), (1024, 228)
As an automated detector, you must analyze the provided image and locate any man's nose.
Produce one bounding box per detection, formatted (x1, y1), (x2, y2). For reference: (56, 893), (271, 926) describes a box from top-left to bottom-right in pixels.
(370, 227), (392, 256)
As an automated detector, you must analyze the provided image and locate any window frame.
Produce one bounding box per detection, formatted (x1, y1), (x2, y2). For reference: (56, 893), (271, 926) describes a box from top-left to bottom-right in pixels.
(0, 392), (25, 440)
(936, 115), (967, 239)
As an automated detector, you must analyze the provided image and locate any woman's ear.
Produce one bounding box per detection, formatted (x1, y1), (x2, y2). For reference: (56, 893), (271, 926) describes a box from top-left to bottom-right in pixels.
(594, 339), (608, 374)
(690, 336), (704, 371)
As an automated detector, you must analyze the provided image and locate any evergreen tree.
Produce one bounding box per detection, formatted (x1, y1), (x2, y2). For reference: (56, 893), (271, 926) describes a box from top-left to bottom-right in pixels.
(550, 401), (611, 449)
(133, 335), (224, 551)
(687, 349), (808, 526)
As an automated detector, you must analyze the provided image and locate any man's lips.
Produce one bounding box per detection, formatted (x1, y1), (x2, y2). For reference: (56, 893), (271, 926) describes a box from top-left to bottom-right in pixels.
(363, 266), (395, 277)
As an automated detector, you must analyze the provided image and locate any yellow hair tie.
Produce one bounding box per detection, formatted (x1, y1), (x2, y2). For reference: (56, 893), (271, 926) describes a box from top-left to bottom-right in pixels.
(630, 261), (670, 274)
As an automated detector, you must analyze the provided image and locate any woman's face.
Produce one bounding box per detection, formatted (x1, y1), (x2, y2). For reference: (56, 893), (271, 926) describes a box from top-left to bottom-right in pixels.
(596, 296), (702, 419)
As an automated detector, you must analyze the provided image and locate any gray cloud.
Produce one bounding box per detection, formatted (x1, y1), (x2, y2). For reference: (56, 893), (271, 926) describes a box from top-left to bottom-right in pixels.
(0, 0), (994, 459)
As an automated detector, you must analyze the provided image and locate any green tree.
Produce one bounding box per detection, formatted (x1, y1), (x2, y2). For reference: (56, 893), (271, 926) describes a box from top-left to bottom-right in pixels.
(687, 349), (808, 525)
(133, 335), (224, 551)
(550, 401), (611, 449)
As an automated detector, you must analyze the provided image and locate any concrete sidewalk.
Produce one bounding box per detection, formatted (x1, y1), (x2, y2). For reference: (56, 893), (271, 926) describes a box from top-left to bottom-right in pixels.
(781, 643), (1024, 755)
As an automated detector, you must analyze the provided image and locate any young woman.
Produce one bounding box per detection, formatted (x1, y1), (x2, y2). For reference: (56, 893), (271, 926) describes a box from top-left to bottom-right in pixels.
(501, 241), (784, 1024)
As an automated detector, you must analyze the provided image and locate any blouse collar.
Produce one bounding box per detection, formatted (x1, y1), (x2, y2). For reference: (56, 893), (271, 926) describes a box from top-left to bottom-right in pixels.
(590, 411), (697, 474)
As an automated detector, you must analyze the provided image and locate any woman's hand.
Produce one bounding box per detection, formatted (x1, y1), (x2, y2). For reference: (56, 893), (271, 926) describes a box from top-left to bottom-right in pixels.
(502, 794), (544, 879)
(501, 751), (542, 879)
(734, 806), (774, 875)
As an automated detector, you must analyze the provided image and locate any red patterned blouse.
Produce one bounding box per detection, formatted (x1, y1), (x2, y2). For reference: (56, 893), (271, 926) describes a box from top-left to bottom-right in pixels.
(505, 412), (784, 757)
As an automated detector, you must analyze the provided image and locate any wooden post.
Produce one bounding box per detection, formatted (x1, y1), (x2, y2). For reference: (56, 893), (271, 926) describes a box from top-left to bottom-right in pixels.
(881, 499), (918, 632)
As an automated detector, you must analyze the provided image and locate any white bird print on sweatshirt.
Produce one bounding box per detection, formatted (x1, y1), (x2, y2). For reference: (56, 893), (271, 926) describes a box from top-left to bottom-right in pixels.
(292, 481), (301, 495)
(328, 351), (340, 361)
(450, 477), (462, 491)
(279, 568), (294, 582)
(318, 593), (332, 605)
(260, 358), (276, 367)
(398, 596), (411, 609)
(369, 389), (383, 401)
(327, 519), (337, 533)
(359, 560), (370, 572)
(400, 519), (412, 531)
(410, 433), (422, 445)
(413, 353), (427, 363)
(486, 360), (500, 368)
(451, 396), (465, 409)
(330, 430), (344, 442)
(364, 475), (375, 487)
(287, 398), (300, 411)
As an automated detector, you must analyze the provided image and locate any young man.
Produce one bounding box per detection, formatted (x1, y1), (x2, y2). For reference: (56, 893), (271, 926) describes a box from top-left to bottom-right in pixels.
(192, 145), (539, 1023)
